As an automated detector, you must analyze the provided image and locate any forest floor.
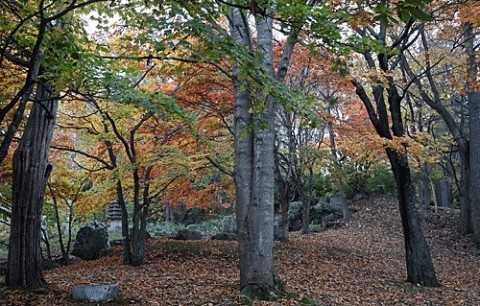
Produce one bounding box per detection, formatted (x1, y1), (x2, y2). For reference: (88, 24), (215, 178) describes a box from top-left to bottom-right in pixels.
(1, 195), (479, 305)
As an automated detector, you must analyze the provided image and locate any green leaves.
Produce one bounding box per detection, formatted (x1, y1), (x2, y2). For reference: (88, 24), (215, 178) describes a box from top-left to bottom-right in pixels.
(397, 0), (432, 23)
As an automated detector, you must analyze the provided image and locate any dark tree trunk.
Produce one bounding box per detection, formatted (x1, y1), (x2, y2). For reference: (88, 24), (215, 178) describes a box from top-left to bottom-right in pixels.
(352, 19), (439, 286)
(279, 199), (289, 242)
(129, 169), (150, 266)
(274, 156), (290, 242)
(468, 86), (480, 248)
(6, 81), (58, 289)
(435, 179), (453, 208)
(387, 150), (440, 287)
(47, 184), (68, 260)
(465, 23), (480, 249)
(459, 150), (472, 234)
(417, 175), (431, 208)
(301, 195), (310, 234)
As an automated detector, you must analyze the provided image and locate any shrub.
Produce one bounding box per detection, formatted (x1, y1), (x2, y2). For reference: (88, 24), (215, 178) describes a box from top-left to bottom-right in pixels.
(309, 223), (323, 233)
(147, 222), (186, 238)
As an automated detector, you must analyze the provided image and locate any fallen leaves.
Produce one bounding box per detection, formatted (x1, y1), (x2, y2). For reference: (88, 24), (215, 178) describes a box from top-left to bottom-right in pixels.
(1, 195), (479, 305)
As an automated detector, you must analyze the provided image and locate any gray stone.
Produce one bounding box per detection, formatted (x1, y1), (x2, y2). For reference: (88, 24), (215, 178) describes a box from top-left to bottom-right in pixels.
(174, 228), (202, 240)
(330, 195), (350, 219)
(71, 223), (110, 260)
(211, 232), (236, 240)
(321, 214), (337, 228)
(107, 219), (122, 233)
(273, 215), (283, 241)
(220, 215), (237, 233)
(288, 201), (303, 231)
(72, 284), (119, 302)
(352, 193), (366, 201)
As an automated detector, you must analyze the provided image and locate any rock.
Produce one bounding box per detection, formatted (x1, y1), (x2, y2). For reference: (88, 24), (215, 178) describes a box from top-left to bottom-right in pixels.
(321, 214), (337, 228)
(220, 215), (237, 233)
(274, 215), (285, 241)
(174, 229), (202, 240)
(352, 193), (366, 202)
(330, 194), (351, 219)
(71, 223), (110, 260)
(288, 201), (303, 231)
(72, 284), (119, 302)
(211, 232), (236, 240)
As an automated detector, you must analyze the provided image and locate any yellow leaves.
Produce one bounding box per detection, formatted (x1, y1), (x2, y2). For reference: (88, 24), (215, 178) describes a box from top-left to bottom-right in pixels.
(357, 68), (395, 86)
(349, 11), (375, 30)
(379, 133), (441, 166)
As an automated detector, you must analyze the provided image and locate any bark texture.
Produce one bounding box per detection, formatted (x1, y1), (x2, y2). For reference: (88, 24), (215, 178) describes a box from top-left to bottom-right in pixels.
(228, 4), (302, 297)
(6, 81), (58, 289)
(230, 9), (277, 296)
(465, 23), (480, 249)
(387, 151), (440, 286)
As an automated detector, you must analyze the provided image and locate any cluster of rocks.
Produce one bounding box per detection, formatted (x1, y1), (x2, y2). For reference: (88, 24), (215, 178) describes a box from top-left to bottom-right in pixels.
(286, 194), (352, 232)
(70, 195), (353, 253)
(171, 194), (354, 241)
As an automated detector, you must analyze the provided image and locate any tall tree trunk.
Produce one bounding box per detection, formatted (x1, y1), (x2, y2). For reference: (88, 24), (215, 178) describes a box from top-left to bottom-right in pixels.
(352, 31), (440, 286)
(459, 150), (472, 234)
(274, 143), (290, 242)
(387, 150), (440, 286)
(387, 78), (440, 287)
(228, 0), (305, 296)
(229, 8), (279, 298)
(301, 192), (310, 234)
(130, 170), (144, 266)
(6, 81), (58, 289)
(465, 23), (480, 249)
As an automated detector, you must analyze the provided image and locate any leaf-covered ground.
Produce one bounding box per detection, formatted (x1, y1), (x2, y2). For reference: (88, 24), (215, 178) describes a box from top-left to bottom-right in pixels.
(1, 195), (479, 305)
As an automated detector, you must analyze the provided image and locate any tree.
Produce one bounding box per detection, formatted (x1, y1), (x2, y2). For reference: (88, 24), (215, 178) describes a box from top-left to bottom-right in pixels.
(2, 0), (108, 288)
(348, 1), (440, 286)
(6, 80), (58, 289)
(399, 17), (471, 233)
(464, 21), (480, 248)
(398, 1), (480, 245)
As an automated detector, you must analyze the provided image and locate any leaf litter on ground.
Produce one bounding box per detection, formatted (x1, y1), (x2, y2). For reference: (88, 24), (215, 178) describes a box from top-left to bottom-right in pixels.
(1, 195), (479, 305)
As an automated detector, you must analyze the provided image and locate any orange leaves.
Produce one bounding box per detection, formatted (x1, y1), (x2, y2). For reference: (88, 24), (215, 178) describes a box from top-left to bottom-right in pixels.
(458, 1), (480, 26)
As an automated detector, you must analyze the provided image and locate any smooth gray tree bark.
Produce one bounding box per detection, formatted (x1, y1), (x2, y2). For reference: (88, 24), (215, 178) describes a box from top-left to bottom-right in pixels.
(228, 4), (304, 297)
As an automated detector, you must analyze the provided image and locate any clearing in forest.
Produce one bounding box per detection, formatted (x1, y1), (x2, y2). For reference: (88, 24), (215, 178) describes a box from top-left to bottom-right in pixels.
(1, 195), (478, 305)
